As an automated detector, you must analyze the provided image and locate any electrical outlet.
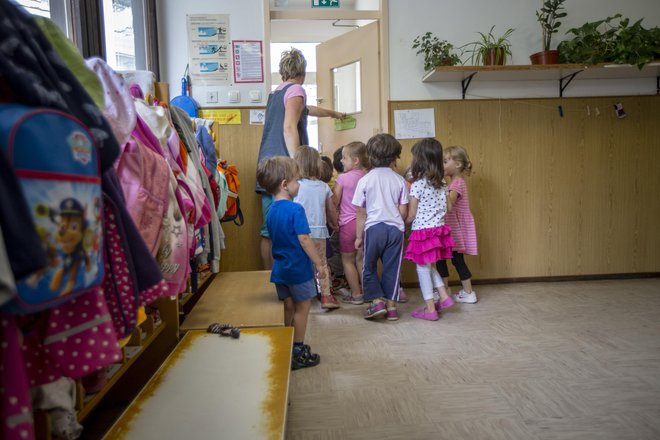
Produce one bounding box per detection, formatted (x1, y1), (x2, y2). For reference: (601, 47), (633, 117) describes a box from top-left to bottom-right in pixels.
(206, 91), (218, 104)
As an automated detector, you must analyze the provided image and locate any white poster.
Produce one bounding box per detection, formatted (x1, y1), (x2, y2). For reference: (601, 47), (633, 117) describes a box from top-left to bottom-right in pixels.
(233, 41), (264, 83)
(187, 14), (231, 85)
(393, 108), (436, 140)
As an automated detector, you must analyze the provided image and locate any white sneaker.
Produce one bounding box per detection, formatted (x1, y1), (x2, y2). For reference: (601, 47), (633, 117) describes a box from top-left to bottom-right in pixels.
(454, 290), (478, 304)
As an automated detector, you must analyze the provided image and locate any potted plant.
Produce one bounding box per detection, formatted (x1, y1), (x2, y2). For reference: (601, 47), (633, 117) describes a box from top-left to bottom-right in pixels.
(465, 26), (515, 66)
(412, 32), (462, 71)
(558, 14), (660, 69)
(530, 0), (567, 64)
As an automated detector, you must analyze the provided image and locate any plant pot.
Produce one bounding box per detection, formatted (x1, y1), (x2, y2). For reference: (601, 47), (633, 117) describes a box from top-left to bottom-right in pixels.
(530, 50), (560, 65)
(483, 48), (507, 65)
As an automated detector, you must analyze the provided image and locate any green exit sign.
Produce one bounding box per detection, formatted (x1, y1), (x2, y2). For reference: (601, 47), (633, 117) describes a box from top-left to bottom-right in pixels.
(312, 0), (339, 7)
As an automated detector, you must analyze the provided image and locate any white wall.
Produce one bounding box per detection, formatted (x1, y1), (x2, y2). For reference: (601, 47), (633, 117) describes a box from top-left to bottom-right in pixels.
(157, 0), (266, 107)
(389, 0), (660, 100)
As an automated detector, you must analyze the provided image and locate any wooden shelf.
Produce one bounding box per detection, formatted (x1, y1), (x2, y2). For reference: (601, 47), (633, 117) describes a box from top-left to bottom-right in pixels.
(77, 319), (166, 422)
(421, 62), (660, 98)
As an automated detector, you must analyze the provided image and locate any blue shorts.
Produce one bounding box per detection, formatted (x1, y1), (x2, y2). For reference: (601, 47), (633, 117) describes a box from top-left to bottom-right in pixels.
(260, 194), (273, 238)
(275, 279), (317, 302)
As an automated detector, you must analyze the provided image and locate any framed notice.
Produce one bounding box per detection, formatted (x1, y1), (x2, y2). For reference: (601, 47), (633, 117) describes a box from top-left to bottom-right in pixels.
(232, 40), (264, 84)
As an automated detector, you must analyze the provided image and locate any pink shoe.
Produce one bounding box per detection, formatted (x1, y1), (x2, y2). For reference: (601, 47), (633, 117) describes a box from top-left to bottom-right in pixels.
(411, 307), (439, 321)
(386, 307), (399, 321)
(397, 287), (408, 303)
(435, 296), (455, 312)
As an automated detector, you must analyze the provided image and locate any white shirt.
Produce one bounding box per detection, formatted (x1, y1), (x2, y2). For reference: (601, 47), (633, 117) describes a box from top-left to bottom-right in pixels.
(409, 178), (447, 230)
(293, 178), (332, 239)
(352, 167), (409, 232)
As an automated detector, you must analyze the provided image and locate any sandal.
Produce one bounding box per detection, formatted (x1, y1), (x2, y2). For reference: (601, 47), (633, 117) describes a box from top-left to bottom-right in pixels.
(207, 323), (240, 339)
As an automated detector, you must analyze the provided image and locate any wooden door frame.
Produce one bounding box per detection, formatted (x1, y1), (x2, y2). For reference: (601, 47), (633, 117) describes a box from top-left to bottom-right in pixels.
(263, 0), (390, 132)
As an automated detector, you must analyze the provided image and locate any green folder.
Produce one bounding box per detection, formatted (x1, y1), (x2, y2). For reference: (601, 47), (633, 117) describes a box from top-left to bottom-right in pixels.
(335, 115), (356, 131)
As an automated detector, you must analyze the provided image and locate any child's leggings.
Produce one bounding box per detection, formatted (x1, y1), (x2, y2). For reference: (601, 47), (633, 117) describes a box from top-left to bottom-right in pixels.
(312, 238), (332, 296)
(416, 263), (444, 301)
(436, 251), (472, 280)
(362, 223), (403, 302)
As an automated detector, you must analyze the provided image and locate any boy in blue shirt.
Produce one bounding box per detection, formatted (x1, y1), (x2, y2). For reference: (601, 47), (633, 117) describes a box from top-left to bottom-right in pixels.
(257, 156), (326, 369)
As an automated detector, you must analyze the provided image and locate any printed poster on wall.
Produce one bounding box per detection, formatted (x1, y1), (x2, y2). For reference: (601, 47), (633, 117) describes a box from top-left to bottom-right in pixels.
(393, 108), (436, 139)
(232, 40), (264, 83)
(187, 14), (231, 85)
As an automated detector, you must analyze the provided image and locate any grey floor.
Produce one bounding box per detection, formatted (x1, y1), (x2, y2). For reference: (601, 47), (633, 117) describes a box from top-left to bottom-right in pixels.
(286, 278), (660, 440)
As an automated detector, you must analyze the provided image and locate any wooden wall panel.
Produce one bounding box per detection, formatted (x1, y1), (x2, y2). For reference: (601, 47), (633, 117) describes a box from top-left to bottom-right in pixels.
(213, 109), (264, 273)
(390, 96), (660, 283)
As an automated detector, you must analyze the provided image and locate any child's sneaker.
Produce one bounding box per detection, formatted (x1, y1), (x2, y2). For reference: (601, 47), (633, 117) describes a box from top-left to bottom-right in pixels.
(321, 294), (340, 309)
(435, 296), (455, 312)
(363, 301), (387, 319)
(291, 345), (320, 370)
(386, 307), (399, 321)
(454, 290), (478, 304)
(411, 307), (439, 321)
(397, 287), (408, 303)
(340, 291), (364, 305)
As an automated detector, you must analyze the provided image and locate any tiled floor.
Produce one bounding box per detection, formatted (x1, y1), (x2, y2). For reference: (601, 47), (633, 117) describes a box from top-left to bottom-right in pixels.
(286, 278), (660, 440)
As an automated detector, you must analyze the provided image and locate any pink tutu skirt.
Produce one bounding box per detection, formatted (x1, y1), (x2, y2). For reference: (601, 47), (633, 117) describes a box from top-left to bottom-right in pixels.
(404, 225), (454, 265)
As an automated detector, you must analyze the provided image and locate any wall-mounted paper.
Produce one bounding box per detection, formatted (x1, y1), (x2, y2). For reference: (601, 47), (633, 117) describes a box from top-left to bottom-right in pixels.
(393, 108), (435, 140)
(250, 109), (265, 125)
(199, 109), (241, 125)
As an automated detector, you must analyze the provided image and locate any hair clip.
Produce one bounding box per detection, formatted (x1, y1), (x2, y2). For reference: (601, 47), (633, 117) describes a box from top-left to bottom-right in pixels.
(207, 323), (240, 339)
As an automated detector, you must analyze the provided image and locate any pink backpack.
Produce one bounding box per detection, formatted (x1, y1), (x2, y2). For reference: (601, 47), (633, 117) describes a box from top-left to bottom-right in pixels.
(114, 117), (169, 256)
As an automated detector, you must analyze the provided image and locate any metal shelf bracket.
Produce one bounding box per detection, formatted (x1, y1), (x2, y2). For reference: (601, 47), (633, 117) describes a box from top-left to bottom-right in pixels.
(462, 72), (478, 100)
(559, 70), (583, 97)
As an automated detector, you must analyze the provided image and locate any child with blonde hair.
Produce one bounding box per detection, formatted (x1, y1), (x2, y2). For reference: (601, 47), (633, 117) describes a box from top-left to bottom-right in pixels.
(294, 146), (340, 309)
(404, 138), (454, 320)
(256, 156), (324, 369)
(437, 145), (478, 303)
(332, 141), (369, 304)
(353, 134), (409, 320)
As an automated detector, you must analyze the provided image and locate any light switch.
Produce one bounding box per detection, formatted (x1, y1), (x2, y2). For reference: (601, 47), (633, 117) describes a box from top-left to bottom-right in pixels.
(249, 90), (261, 102)
(228, 90), (240, 103)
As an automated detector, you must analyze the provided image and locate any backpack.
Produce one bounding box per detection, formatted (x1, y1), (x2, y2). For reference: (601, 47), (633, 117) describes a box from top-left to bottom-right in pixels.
(217, 159), (244, 225)
(0, 105), (104, 313)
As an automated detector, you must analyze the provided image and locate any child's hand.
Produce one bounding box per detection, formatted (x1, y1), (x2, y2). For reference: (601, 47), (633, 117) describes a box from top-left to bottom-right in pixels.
(316, 265), (327, 280)
(354, 237), (363, 249)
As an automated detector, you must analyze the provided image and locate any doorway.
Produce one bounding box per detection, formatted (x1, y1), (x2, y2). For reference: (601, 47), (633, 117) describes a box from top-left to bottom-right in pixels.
(266, 1), (388, 154)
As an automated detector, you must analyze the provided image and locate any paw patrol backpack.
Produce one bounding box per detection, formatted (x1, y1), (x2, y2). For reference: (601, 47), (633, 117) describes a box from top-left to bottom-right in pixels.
(0, 104), (104, 313)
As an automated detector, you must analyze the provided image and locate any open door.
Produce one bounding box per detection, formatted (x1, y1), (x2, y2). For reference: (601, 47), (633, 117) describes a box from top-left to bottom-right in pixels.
(316, 21), (380, 155)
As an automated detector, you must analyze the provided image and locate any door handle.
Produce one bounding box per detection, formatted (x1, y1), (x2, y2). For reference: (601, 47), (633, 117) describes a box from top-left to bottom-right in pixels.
(316, 97), (325, 104)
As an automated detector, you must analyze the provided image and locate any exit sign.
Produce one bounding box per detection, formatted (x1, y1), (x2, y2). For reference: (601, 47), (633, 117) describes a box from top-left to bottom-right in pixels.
(312, 0), (339, 7)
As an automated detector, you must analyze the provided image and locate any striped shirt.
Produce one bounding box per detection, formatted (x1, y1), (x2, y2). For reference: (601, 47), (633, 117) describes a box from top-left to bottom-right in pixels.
(445, 177), (478, 255)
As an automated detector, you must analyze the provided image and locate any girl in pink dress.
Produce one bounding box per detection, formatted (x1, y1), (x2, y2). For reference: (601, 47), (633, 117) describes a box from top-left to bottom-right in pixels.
(332, 142), (368, 304)
(437, 145), (478, 304)
(404, 138), (455, 321)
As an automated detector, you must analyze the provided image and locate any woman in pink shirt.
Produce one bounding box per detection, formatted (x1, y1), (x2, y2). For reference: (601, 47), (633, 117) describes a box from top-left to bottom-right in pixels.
(436, 146), (479, 303)
(332, 141), (369, 304)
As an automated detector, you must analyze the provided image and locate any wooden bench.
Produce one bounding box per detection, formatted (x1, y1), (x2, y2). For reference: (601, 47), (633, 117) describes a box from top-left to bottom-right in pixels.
(180, 270), (284, 330)
(103, 327), (293, 440)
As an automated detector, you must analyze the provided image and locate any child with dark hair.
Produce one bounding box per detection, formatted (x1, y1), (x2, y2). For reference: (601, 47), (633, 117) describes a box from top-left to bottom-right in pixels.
(256, 156), (324, 369)
(332, 146), (344, 173)
(353, 134), (409, 320)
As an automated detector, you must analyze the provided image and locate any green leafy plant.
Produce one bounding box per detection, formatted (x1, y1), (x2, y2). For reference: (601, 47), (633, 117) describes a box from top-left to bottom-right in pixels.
(536, 0), (567, 51)
(464, 26), (515, 65)
(558, 14), (660, 68)
(412, 32), (462, 71)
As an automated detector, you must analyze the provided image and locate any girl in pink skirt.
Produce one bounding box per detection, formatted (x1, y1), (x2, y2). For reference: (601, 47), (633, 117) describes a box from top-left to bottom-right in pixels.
(404, 138), (454, 321)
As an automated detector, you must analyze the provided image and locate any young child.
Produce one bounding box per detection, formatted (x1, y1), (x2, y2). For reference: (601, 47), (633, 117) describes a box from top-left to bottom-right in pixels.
(256, 156), (325, 369)
(436, 145), (478, 303)
(319, 155), (345, 292)
(332, 141), (368, 304)
(294, 146), (340, 309)
(404, 138), (455, 321)
(353, 134), (409, 320)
